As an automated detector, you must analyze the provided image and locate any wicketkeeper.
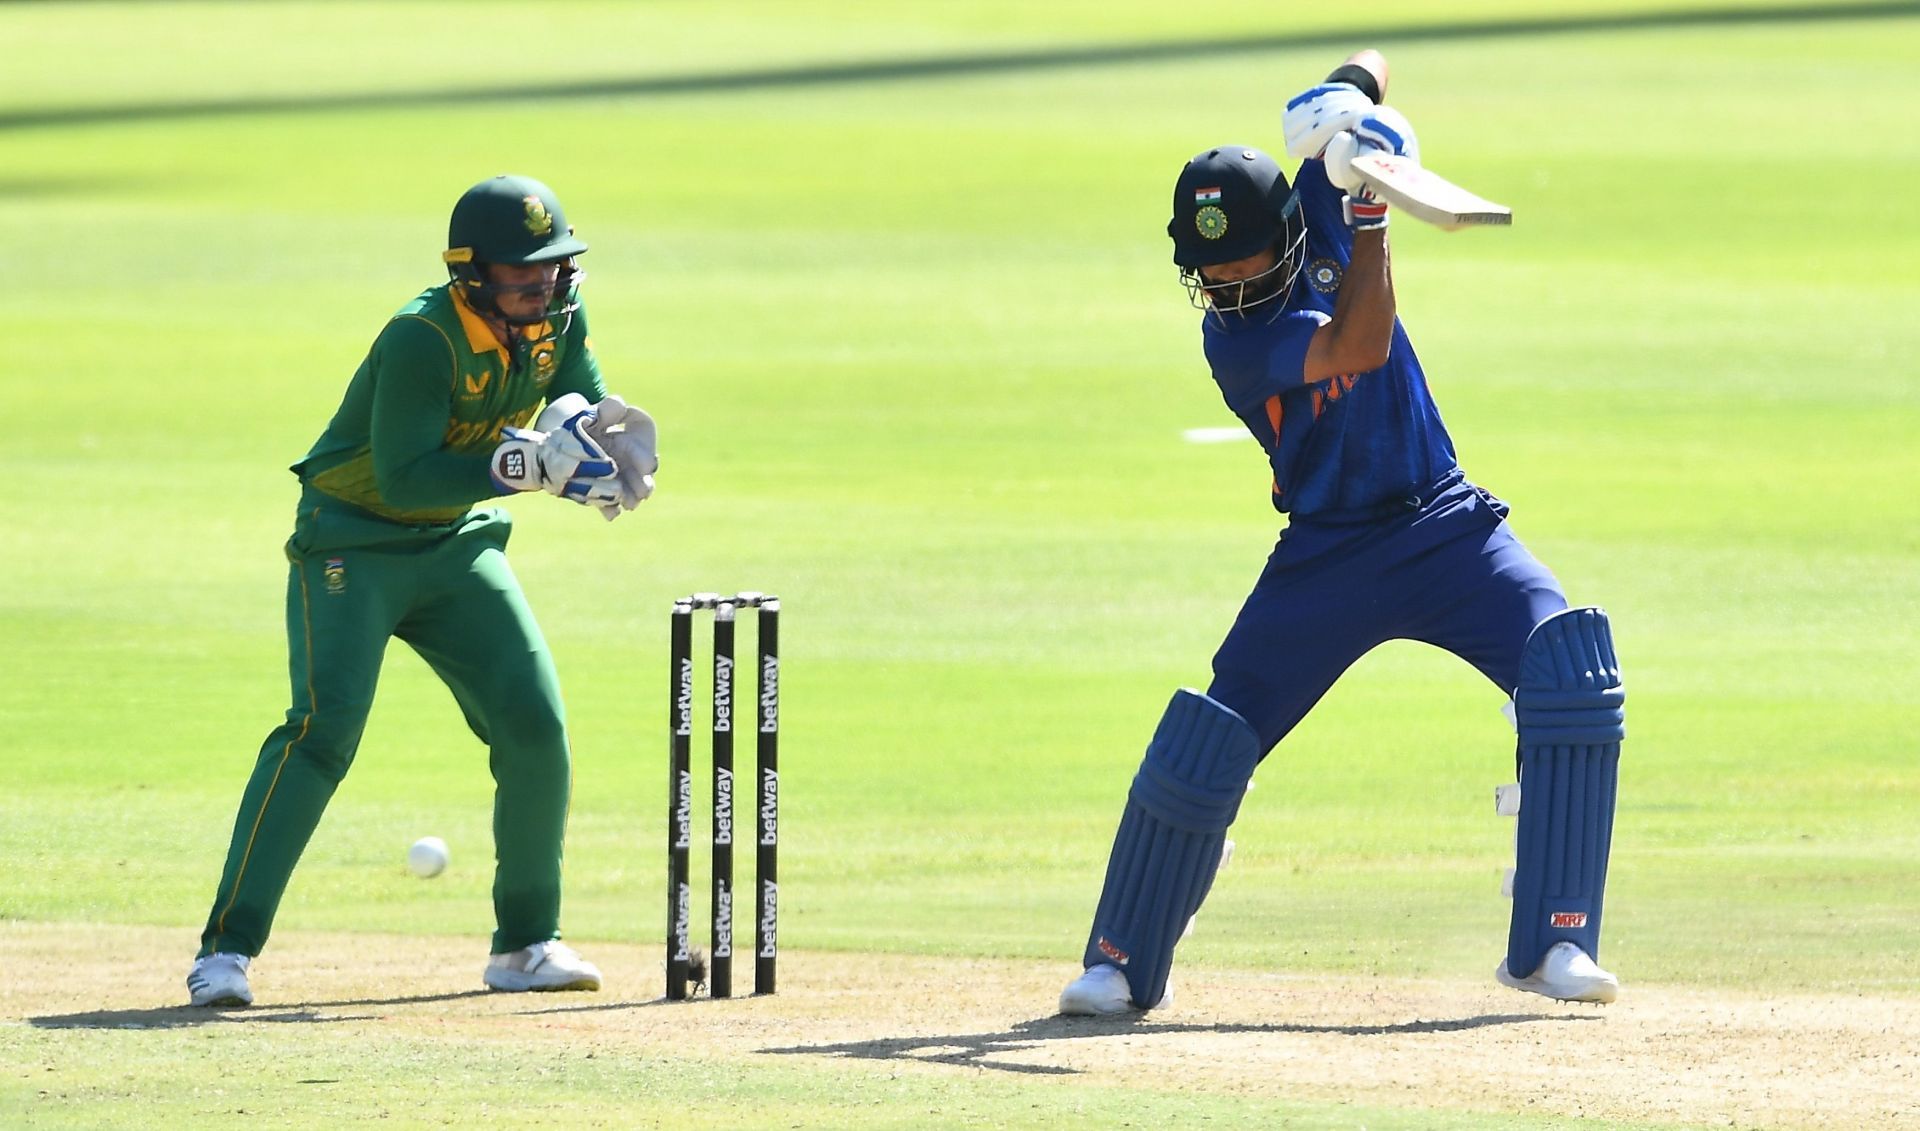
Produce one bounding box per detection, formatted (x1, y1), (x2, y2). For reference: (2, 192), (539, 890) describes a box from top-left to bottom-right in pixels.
(1059, 52), (1626, 1014)
(188, 174), (658, 1007)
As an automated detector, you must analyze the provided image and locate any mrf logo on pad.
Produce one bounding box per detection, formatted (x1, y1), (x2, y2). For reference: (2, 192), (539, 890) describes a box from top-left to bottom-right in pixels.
(1549, 912), (1588, 929)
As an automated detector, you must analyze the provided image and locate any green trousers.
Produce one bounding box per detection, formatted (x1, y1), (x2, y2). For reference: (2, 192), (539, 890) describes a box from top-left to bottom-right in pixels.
(200, 498), (573, 958)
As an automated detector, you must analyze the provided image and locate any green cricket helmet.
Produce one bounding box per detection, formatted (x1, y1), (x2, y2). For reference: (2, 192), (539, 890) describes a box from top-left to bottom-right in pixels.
(1168, 146), (1306, 319)
(444, 174), (588, 326)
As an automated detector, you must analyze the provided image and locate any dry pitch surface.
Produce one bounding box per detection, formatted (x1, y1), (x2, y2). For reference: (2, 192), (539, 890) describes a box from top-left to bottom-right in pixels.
(5, 924), (1915, 1129)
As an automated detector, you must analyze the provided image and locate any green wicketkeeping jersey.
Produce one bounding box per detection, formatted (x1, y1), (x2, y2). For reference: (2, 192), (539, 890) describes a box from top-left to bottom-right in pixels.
(295, 284), (606, 524)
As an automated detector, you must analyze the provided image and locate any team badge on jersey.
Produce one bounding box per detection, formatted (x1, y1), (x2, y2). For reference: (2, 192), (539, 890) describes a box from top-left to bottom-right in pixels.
(1307, 257), (1343, 293)
(531, 341), (557, 384)
(323, 557), (347, 596)
(524, 195), (554, 236)
(1195, 205), (1229, 240)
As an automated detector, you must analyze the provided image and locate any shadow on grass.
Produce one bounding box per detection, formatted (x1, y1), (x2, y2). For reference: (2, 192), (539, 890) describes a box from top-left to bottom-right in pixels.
(760, 1011), (1603, 1076)
(7, 2), (1917, 132)
(29, 989), (493, 1030)
(511, 996), (686, 1017)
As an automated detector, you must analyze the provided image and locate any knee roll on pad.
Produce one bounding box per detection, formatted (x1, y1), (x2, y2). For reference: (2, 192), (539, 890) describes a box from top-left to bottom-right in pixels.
(1083, 689), (1261, 1008)
(1507, 607), (1625, 977)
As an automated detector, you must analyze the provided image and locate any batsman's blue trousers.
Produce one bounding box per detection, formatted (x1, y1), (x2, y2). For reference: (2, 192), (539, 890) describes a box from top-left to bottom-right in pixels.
(1208, 479), (1567, 749)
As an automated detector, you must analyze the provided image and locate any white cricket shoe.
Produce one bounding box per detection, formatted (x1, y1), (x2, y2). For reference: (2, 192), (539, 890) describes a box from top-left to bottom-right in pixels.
(186, 952), (253, 1007)
(1497, 941), (1619, 1003)
(1058, 963), (1172, 1016)
(483, 940), (603, 992)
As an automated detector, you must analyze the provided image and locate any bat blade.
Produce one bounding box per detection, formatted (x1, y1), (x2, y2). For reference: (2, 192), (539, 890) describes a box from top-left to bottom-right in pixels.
(1347, 152), (1511, 231)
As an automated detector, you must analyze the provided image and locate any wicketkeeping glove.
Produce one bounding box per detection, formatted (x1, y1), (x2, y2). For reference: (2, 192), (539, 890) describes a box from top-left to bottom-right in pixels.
(491, 400), (621, 504)
(583, 394), (658, 522)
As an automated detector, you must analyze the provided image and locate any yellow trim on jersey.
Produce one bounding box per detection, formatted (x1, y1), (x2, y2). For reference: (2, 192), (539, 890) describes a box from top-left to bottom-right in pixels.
(391, 313), (460, 377)
(450, 287), (556, 363)
(212, 533), (320, 942)
(450, 287), (507, 360)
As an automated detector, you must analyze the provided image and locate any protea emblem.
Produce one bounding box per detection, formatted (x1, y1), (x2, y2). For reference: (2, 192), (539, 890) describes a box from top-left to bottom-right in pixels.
(523, 196), (553, 236)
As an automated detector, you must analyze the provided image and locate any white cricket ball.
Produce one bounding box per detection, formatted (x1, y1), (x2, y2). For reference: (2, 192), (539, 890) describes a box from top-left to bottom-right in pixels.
(408, 836), (449, 878)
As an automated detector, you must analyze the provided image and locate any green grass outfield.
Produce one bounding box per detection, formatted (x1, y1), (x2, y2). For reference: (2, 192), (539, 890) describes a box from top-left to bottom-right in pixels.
(2, 1), (1917, 1126)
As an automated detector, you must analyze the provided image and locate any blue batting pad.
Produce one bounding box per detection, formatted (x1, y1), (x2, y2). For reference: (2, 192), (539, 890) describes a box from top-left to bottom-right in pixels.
(1507, 607), (1625, 977)
(1083, 689), (1262, 1008)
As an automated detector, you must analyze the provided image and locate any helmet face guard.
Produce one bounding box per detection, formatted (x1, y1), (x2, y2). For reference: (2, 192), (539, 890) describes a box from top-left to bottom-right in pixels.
(1180, 193), (1306, 320)
(446, 253), (585, 328)
(1166, 147), (1307, 324)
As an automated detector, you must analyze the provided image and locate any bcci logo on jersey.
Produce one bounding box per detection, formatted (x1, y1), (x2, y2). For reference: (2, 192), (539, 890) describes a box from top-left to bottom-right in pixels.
(1308, 257), (1343, 294)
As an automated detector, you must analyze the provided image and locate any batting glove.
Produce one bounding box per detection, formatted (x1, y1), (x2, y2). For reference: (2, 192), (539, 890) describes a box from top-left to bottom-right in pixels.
(1326, 134), (1391, 230)
(1352, 105), (1419, 164)
(1342, 185), (1390, 231)
(1283, 82), (1377, 160)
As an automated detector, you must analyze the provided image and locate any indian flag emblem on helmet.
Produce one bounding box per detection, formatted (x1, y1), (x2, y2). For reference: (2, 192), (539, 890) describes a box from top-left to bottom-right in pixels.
(523, 195), (554, 236)
(1194, 187), (1223, 204)
(1196, 204), (1229, 240)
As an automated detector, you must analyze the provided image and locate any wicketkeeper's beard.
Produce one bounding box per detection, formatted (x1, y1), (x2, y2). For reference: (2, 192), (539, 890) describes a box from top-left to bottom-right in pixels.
(492, 283), (559, 326)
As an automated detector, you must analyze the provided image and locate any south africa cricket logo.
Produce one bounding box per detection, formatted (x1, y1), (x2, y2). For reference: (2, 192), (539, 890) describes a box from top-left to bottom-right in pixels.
(531, 342), (557, 384)
(523, 195), (553, 236)
(323, 557), (347, 596)
(1308, 257), (1343, 294)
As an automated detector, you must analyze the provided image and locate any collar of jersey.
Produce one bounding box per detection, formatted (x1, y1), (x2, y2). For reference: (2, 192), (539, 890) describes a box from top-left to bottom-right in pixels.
(449, 287), (552, 361)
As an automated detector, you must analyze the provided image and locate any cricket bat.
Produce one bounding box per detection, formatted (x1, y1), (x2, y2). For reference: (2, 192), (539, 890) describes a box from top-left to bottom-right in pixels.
(1347, 151), (1512, 231)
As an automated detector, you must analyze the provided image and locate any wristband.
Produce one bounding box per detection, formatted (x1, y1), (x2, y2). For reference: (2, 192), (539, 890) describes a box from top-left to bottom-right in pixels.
(1325, 63), (1383, 106)
(1343, 193), (1390, 230)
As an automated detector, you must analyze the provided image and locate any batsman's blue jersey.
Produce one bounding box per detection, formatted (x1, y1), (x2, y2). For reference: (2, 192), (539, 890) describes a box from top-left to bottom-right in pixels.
(1202, 159), (1458, 519)
(1194, 157), (1568, 750)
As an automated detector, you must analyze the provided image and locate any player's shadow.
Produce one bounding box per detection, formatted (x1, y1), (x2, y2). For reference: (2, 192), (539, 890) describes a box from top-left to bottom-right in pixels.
(8, 2), (1914, 132)
(760, 1011), (1600, 1076)
(29, 989), (493, 1031)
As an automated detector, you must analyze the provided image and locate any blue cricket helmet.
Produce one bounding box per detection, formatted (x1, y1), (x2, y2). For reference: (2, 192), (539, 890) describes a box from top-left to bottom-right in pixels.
(1168, 146), (1307, 317)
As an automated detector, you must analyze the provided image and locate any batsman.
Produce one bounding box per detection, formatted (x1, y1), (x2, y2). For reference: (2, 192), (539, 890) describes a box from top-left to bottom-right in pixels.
(187, 175), (659, 1007)
(1059, 52), (1626, 1014)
